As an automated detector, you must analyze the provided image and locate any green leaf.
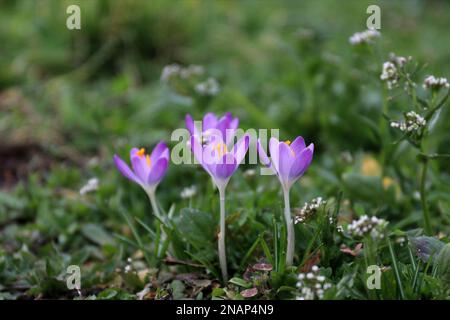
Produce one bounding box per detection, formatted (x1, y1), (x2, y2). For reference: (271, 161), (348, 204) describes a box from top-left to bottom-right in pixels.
(229, 277), (252, 288)
(81, 223), (115, 246)
(436, 244), (450, 284)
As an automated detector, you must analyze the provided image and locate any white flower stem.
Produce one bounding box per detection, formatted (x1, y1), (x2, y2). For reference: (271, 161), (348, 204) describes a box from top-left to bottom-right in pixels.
(147, 189), (162, 220)
(147, 189), (166, 257)
(283, 187), (295, 266)
(218, 187), (228, 283)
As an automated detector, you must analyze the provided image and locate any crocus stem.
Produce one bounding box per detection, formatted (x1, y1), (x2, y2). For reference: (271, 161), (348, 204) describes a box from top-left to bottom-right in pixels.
(283, 187), (294, 266)
(420, 158), (432, 235)
(218, 187), (228, 283)
(147, 189), (162, 221)
(147, 189), (166, 256)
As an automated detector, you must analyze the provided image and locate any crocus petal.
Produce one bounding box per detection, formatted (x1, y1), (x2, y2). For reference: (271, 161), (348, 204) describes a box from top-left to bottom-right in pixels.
(190, 136), (204, 165)
(185, 114), (196, 136)
(226, 117), (239, 144)
(269, 137), (281, 173)
(278, 142), (294, 182)
(130, 148), (139, 158)
(147, 157), (168, 185)
(290, 136), (306, 156)
(232, 135), (250, 165)
(289, 143), (314, 179)
(202, 113), (218, 131)
(257, 139), (271, 167)
(131, 155), (150, 183)
(214, 153), (237, 180)
(150, 141), (169, 162)
(114, 155), (139, 184)
(216, 113), (232, 141)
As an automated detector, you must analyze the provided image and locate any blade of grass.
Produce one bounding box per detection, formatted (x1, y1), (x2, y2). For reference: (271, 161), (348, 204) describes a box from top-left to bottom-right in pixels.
(272, 216), (279, 272)
(259, 234), (274, 266)
(387, 237), (406, 299)
(120, 210), (152, 267)
(238, 235), (261, 272)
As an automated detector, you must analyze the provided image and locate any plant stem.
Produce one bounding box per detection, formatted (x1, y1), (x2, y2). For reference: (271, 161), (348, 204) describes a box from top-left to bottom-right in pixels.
(147, 189), (166, 256)
(283, 187), (295, 266)
(419, 158), (432, 235)
(218, 187), (228, 282)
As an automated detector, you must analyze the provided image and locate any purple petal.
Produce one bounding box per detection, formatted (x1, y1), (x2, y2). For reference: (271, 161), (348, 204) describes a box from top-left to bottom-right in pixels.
(147, 157), (168, 185)
(214, 153), (237, 179)
(278, 142), (294, 181)
(257, 139), (271, 166)
(290, 136), (306, 156)
(190, 136), (204, 165)
(232, 135), (249, 165)
(185, 114), (195, 136)
(131, 155), (150, 183)
(202, 113), (218, 131)
(151, 141), (169, 162)
(114, 155), (139, 184)
(289, 143), (314, 179)
(216, 114), (231, 142)
(269, 137), (281, 173)
(130, 148), (139, 158)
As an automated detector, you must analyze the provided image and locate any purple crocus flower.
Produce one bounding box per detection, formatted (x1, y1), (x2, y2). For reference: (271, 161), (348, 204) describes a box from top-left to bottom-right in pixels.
(188, 114), (249, 282)
(114, 141), (169, 218)
(190, 134), (249, 191)
(257, 137), (314, 190)
(257, 136), (314, 266)
(186, 112), (239, 145)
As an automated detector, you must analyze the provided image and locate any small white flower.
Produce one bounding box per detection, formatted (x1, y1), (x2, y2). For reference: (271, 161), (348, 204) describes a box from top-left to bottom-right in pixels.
(294, 197), (327, 224)
(79, 178), (99, 195)
(390, 111), (426, 134)
(296, 266), (332, 300)
(349, 29), (380, 45)
(423, 75), (450, 90)
(347, 215), (388, 240)
(160, 64), (181, 83)
(180, 185), (197, 199)
(195, 77), (220, 96)
(243, 169), (256, 178)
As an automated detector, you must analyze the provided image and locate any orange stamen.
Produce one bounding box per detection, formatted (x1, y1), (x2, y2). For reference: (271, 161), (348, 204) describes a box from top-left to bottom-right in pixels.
(136, 148), (145, 157)
(146, 155), (151, 167)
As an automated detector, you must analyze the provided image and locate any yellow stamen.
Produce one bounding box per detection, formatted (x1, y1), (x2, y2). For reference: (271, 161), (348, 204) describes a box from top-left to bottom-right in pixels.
(136, 148), (145, 157)
(215, 142), (228, 158)
(146, 155), (151, 167)
(284, 140), (295, 156)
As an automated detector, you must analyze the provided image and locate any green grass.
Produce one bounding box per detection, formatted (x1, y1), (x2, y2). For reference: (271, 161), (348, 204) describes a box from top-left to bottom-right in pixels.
(0, 0), (449, 300)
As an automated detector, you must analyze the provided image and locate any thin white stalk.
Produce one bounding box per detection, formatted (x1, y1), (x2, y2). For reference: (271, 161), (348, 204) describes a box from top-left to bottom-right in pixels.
(147, 189), (162, 220)
(146, 188), (166, 256)
(283, 187), (295, 266)
(218, 187), (228, 282)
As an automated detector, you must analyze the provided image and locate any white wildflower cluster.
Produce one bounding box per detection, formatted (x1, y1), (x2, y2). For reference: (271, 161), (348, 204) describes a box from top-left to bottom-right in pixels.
(195, 77), (220, 96)
(349, 29), (380, 45)
(380, 53), (412, 90)
(160, 64), (204, 83)
(380, 61), (398, 89)
(422, 75), (450, 90)
(390, 111), (426, 133)
(347, 215), (388, 240)
(180, 185), (197, 199)
(294, 197), (326, 224)
(296, 265), (332, 300)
